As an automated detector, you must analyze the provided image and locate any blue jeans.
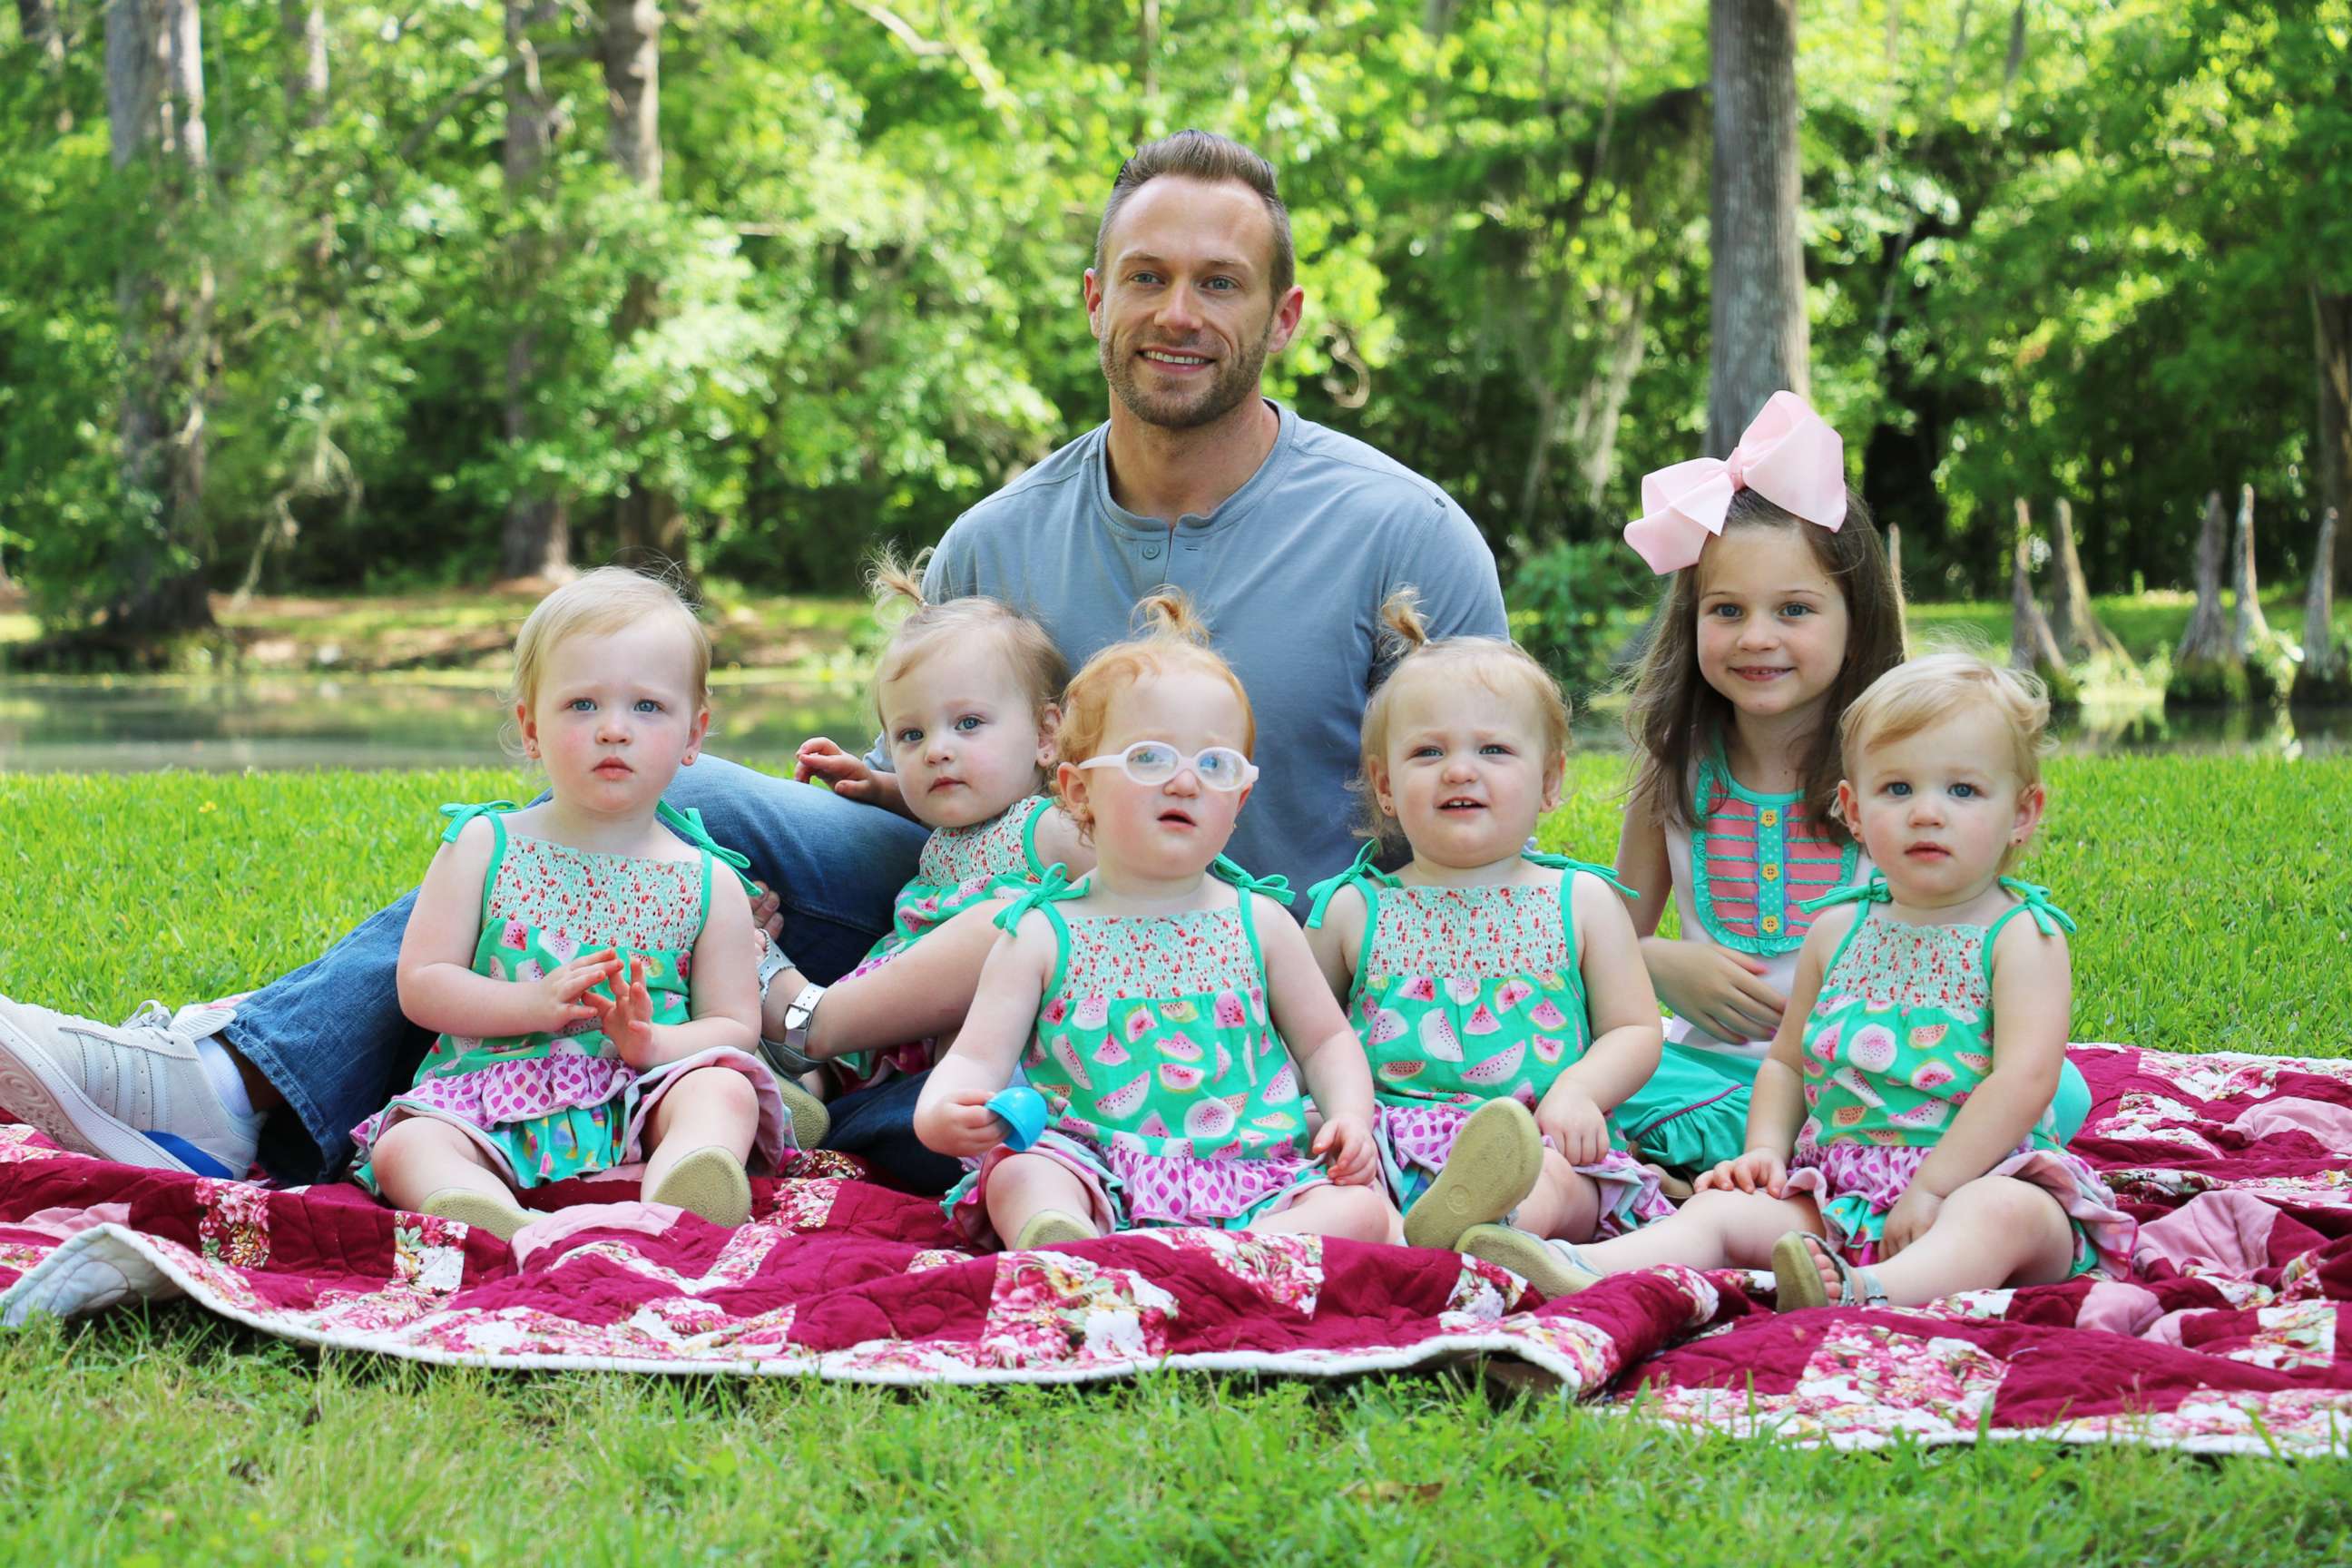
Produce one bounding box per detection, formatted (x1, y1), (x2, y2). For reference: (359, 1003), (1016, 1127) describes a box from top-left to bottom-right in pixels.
(225, 757), (930, 1184)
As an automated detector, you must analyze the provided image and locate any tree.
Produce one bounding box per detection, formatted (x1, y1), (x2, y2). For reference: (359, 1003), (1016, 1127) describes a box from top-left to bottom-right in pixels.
(2044, 498), (2125, 662)
(2008, 499), (2069, 700)
(496, 0), (571, 582)
(105, 0), (215, 633)
(603, 0), (681, 568)
(2171, 490), (2245, 706)
(1707, 0), (1808, 456)
(2294, 507), (2347, 702)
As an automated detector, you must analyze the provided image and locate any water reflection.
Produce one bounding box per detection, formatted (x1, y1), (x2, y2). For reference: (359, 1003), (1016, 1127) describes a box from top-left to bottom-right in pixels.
(0, 677), (877, 772)
(1, 677), (2347, 772)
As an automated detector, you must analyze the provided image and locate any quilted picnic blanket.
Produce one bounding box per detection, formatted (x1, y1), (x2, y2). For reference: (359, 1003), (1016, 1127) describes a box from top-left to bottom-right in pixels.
(5, 1042), (2352, 1456)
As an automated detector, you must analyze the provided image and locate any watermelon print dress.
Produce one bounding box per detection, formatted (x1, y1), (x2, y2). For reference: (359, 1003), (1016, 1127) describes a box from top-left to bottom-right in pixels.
(1305, 844), (1671, 1238)
(828, 793), (1059, 1095)
(1782, 876), (2134, 1277)
(351, 802), (795, 1193)
(945, 858), (1334, 1246)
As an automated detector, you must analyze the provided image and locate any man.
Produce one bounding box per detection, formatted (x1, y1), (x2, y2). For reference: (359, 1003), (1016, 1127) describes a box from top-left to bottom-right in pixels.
(0, 131), (1505, 1192)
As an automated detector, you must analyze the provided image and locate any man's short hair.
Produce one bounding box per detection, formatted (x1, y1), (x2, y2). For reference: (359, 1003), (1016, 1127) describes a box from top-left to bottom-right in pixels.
(1093, 130), (1296, 301)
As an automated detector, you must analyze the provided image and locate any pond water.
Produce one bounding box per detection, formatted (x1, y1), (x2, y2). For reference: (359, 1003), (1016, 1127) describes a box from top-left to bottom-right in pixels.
(4, 678), (2348, 772)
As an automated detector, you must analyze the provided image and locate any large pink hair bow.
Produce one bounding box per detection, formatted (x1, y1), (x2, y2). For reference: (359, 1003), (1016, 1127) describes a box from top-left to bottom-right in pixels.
(1622, 391), (1848, 574)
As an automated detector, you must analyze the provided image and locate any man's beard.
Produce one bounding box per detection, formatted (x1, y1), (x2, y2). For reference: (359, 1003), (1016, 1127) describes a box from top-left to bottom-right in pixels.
(1101, 322), (1273, 433)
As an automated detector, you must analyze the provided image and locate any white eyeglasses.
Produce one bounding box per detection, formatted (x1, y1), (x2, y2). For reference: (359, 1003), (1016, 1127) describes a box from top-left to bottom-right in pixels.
(1076, 740), (1259, 791)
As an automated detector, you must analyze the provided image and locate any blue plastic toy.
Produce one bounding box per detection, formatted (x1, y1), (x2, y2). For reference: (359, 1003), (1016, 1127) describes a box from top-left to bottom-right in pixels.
(985, 1085), (1050, 1152)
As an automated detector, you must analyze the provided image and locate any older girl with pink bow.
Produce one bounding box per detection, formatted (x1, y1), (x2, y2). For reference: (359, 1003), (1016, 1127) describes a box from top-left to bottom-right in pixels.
(1601, 392), (2092, 1175)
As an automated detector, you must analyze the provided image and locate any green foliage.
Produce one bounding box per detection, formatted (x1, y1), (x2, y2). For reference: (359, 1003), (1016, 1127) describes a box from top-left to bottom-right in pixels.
(0, 1), (2344, 631)
(1507, 538), (1655, 703)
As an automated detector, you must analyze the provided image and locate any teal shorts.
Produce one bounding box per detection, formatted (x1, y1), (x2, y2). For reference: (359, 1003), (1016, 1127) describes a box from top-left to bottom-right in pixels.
(1616, 1036), (2094, 1172)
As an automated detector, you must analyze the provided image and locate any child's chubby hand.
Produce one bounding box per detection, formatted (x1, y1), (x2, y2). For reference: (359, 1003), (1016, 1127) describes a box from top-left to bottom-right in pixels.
(1310, 1112), (1380, 1186)
(916, 1086), (1008, 1159)
(794, 737), (881, 801)
(581, 953), (661, 1068)
(1695, 1148), (1790, 1198)
(1535, 1082), (1611, 1166)
(529, 948), (624, 1034)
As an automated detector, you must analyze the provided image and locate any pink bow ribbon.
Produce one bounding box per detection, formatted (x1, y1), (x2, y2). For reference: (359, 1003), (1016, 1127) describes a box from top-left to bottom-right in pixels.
(1622, 391), (1848, 574)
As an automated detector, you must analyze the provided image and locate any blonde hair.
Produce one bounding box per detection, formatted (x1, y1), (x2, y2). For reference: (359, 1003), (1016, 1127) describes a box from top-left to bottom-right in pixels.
(1357, 588), (1571, 845)
(1054, 591), (1254, 832)
(1839, 652), (2053, 867)
(509, 564), (711, 727)
(867, 547), (1067, 724)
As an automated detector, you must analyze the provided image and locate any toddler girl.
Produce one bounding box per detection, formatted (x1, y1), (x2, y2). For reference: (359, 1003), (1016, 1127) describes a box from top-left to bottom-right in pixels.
(1461, 653), (2135, 1307)
(354, 568), (796, 1240)
(757, 554), (1090, 1094)
(1605, 391), (2089, 1171)
(1305, 592), (1668, 1256)
(916, 593), (1396, 1250)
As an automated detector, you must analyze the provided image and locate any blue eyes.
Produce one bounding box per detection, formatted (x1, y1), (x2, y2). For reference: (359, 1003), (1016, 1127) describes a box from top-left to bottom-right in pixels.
(955, 715), (984, 732)
(565, 698), (663, 713)
(1707, 603), (1814, 618)
(1886, 781), (1984, 799)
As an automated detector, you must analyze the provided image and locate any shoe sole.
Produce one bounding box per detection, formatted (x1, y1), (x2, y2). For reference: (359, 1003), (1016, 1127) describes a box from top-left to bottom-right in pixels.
(0, 1014), (197, 1173)
(1012, 1209), (1095, 1250)
(1770, 1230), (1834, 1310)
(1457, 1223), (1602, 1299)
(420, 1189), (534, 1241)
(647, 1146), (752, 1228)
(1402, 1099), (1544, 1252)
(774, 1078), (831, 1154)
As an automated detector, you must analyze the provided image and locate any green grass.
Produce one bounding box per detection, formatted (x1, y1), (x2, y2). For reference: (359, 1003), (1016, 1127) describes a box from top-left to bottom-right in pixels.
(4, 759), (2351, 1562)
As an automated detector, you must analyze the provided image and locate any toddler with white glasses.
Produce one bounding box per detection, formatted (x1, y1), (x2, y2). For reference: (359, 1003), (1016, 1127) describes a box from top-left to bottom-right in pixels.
(915, 593), (1396, 1250)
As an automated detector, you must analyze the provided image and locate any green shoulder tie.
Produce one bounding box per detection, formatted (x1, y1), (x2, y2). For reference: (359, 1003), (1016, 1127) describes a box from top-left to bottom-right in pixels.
(1523, 848), (1638, 900)
(1798, 871), (1892, 916)
(436, 799), (520, 842)
(655, 800), (759, 897)
(994, 861), (1087, 933)
(1994, 877), (2077, 938)
(1210, 853), (1296, 906)
(1302, 841), (1387, 928)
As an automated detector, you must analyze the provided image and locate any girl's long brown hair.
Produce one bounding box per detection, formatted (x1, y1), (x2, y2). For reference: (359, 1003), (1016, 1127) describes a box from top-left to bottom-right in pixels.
(1623, 486), (1905, 842)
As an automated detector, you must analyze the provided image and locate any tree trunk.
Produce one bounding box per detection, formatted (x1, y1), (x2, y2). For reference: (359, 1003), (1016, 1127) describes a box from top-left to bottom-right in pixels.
(19, 0), (71, 132)
(107, 0), (216, 632)
(2045, 497), (2125, 660)
(2177, 490), (2231, 663)
(1706, 0), (1808, 456)
(2230, 483), (2270, 654)
(603, 0), (683, 568)
(2317, 287), (2350, 593)
(496, 0), (571, 582)
(2296, 508), (2344, 695)
(2008, 499), (2063, 675)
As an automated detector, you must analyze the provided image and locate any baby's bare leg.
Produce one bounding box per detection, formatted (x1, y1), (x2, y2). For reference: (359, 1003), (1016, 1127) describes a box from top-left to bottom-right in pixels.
(1576, 1187), (1822, 1274)
(984, 1152), (1098, 1243)
(1863, 1176), (2076, 1305)
(1250, 1183), (1399, 1244)
(640, 1066), (759, 1193)
(369, 1116), (513, 1213)
(1513, 1150), (1602, 1241)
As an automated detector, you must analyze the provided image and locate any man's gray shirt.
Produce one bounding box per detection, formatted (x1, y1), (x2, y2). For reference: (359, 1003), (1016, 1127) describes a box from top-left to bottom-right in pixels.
(919, 401), (1507, 897)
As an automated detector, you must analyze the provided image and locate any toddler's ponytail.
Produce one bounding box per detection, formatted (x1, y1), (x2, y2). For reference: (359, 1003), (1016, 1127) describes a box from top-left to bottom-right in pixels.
(1134, 589), (1211, 645)
(867, 546), (933, 621)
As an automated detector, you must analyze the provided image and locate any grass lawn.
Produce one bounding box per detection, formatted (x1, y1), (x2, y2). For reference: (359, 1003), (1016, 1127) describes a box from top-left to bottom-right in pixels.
(3, 758), (2351, 1562)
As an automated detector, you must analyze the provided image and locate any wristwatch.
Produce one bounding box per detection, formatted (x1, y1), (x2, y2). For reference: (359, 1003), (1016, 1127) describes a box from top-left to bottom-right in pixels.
(760, 981), (827, 1078)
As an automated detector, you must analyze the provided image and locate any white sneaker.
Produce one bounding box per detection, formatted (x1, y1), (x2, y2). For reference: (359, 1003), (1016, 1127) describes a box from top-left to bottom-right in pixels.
(0, 995), (263, 1177)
